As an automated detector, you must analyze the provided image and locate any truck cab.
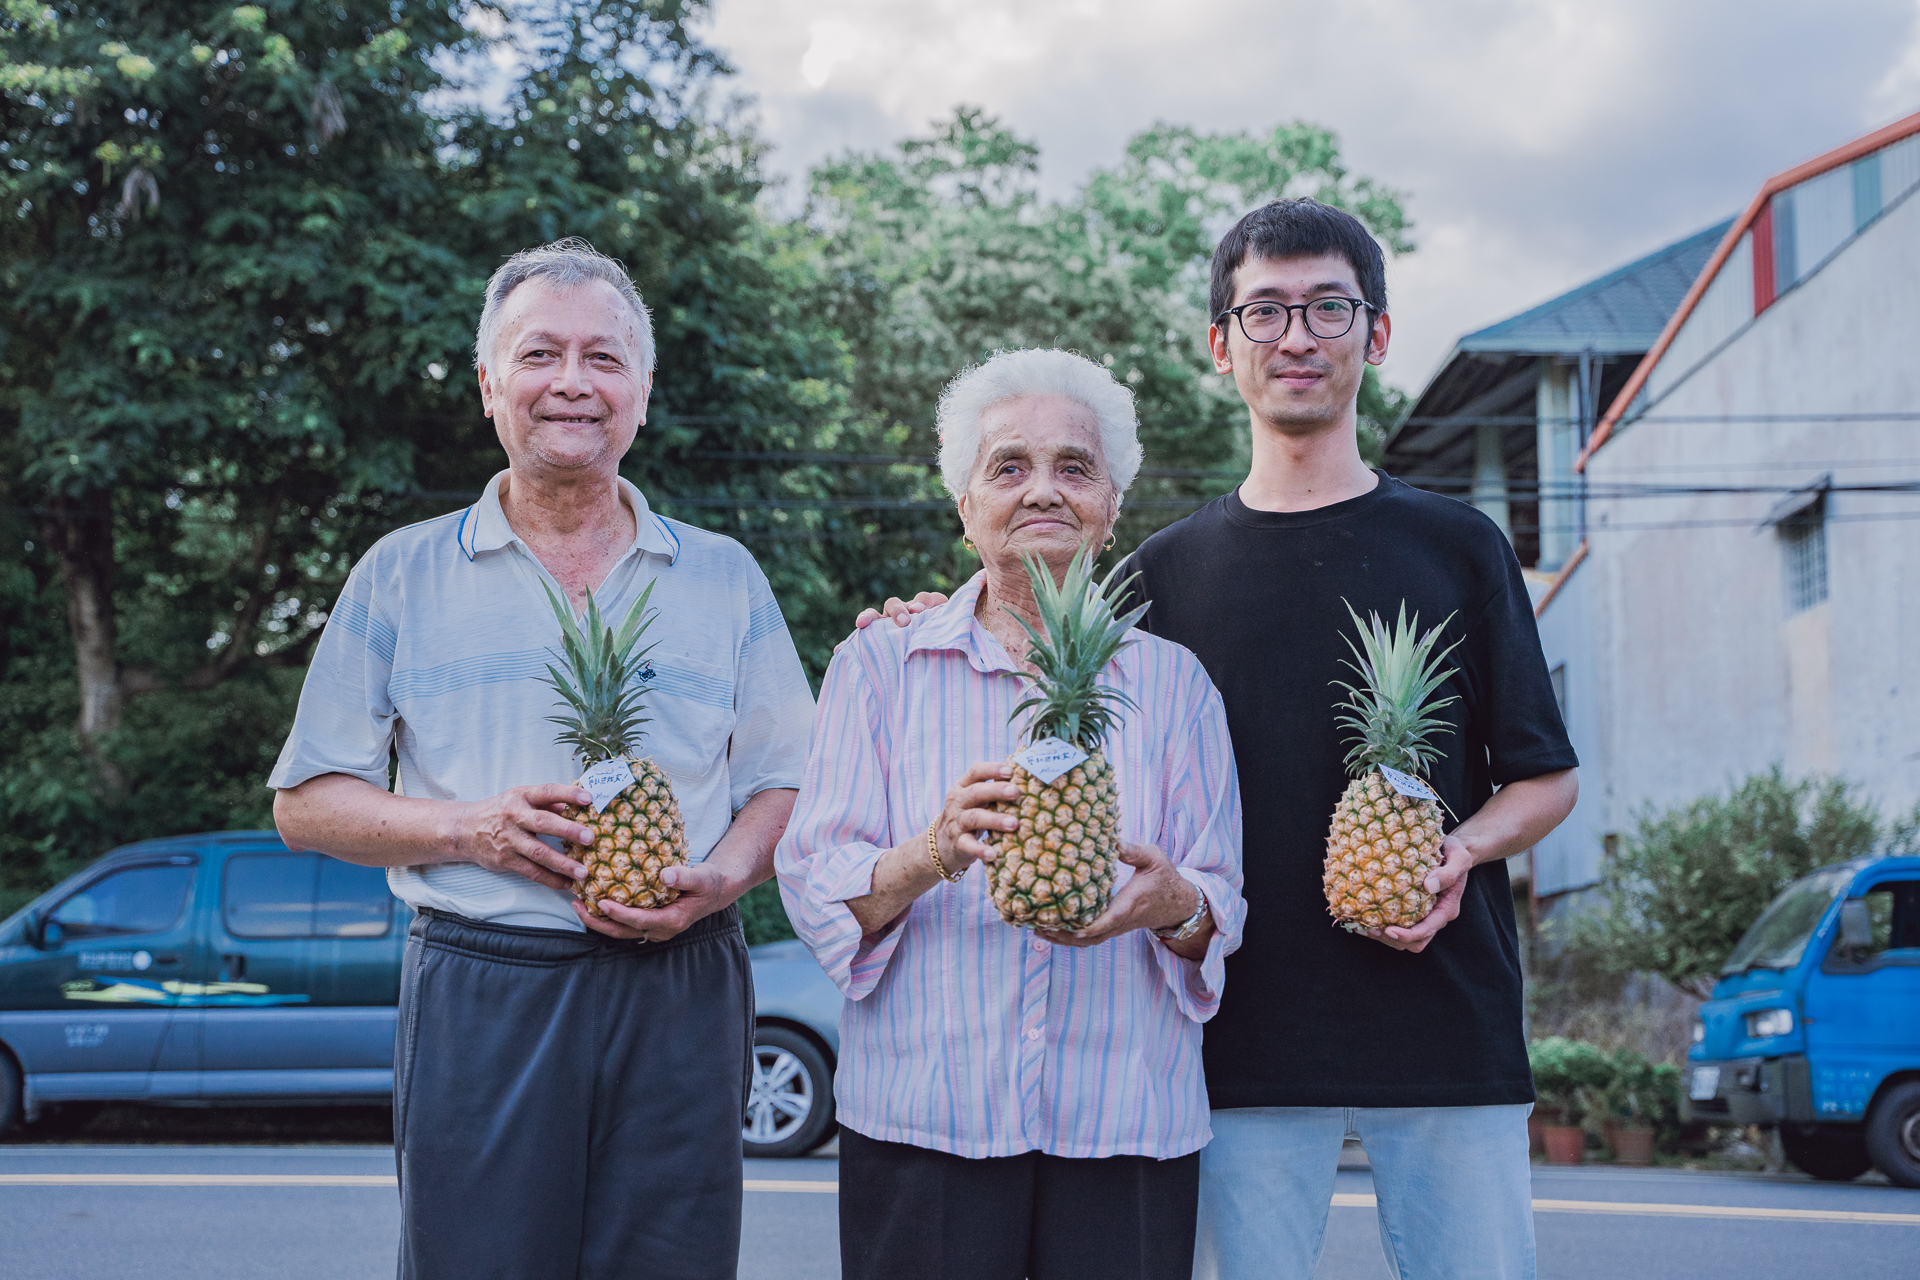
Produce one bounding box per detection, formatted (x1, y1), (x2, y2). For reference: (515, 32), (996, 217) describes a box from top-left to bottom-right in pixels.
(1687, 855), (1920, 1185)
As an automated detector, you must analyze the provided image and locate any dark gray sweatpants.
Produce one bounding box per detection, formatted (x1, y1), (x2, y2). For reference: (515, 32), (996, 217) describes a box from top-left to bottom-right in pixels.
(394, 905), (752, 1280)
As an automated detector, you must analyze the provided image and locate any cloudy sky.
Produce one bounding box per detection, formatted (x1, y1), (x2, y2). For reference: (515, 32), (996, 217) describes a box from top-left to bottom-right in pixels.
(696, 0), (1920, 390)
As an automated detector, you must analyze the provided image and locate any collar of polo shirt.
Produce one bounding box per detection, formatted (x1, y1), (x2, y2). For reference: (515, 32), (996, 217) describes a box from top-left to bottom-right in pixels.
(455, 470), (681, 565)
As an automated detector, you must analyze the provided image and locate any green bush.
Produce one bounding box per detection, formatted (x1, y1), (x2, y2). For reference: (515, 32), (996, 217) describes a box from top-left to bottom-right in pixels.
(1605, 1047), (1680, 1127)
(1529, 1036), (1615, 1124)
(738, 880), (797, 948)
(1563, 767), (1895, 998)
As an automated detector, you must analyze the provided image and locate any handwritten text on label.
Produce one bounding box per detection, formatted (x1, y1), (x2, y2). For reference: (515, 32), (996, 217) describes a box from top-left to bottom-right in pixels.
(581, 758), (637, 813)
(1012, 737), (1091, 787)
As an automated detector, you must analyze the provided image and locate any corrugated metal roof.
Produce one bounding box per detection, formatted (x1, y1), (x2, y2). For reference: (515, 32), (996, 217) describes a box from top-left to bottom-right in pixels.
(1455, 219), (1734, 355)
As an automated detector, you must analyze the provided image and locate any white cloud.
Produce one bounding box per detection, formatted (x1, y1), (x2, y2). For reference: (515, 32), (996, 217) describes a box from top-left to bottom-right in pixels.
(702, 0), (1920, 387)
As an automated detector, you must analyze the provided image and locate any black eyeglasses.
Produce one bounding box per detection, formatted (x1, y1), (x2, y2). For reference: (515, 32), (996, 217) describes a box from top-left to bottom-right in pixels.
(1216, 297), (1374, 343)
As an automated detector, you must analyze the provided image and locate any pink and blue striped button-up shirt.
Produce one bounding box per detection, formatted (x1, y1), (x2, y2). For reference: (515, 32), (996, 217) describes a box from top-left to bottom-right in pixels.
(776, 572), (1245, 1160)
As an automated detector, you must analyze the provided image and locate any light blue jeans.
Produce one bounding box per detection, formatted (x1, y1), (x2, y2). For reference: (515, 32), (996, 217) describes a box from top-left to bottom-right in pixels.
(1194, 1105), (1536, 1280)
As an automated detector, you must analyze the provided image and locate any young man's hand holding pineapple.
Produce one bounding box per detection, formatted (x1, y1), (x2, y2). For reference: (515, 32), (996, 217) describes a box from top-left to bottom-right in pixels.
(270, 243), (814, 1279)
(859, 204), (1580, 1280)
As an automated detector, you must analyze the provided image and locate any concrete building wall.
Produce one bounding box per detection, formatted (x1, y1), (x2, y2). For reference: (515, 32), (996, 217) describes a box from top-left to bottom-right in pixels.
(1555, 179), (1920, 854)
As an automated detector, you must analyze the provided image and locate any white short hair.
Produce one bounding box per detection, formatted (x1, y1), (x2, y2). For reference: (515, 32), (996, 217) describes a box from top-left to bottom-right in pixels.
(935, 349), (1142, 501)
(474, 238), (655, 372)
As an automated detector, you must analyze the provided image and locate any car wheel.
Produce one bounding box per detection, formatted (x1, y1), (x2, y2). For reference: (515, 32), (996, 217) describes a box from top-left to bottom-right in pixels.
(743, 1025), (835, 1159)
(0, 1052), (21, 1138)
(1865, 1082), (1920, 1188)
(1780, 1123), (1873, 1181)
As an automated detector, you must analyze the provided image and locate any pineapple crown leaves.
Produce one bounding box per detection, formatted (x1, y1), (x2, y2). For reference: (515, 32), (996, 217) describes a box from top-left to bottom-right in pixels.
(1331, 600), (1462, 779)
(1004, 544), (1150, 751)
(537, 578), (660, 766)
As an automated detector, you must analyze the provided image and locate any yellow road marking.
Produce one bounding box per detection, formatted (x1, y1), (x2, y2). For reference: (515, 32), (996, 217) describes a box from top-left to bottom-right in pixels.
(0, 1174), (841, 1193)
(3, 1175), (1912, 1224)
(1331, 1192), (1920, 1226)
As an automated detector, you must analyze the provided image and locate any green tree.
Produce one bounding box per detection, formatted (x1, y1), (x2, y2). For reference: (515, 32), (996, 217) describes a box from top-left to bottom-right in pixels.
(0, 1), (848, 910)
(801, 108), (1416, 560)
(1564, 767), (1890, 998)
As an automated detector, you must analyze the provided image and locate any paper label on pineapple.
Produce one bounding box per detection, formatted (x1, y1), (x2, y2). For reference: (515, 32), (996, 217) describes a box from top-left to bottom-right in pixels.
(1377, 764), (1439, 802)
(1012, 737), (1090, 786)
(580, 758), (636, 813)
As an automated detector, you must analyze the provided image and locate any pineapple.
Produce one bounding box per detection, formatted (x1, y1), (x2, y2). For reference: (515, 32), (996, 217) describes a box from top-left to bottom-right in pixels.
(538, 580), (688, 917)
(986, 546), (1148, 931)
(1323, 602), (1461, 932)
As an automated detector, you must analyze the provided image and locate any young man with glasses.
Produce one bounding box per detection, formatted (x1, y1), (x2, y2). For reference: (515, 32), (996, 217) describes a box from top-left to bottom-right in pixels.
(862, 199), (1578, 1278)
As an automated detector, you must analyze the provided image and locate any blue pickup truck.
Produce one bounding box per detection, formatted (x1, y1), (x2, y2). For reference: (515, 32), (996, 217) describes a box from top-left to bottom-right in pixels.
(0, 832), (843, 1157)
(1686, 855), (1920, 1186)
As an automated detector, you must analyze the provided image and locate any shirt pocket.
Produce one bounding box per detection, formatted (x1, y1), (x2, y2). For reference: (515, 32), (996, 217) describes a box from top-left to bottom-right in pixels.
(636, 650), (736, 784)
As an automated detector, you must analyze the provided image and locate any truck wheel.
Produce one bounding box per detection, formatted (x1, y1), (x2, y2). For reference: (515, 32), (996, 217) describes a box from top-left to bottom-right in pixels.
(1780, 1124), (1872, 1181)
(1865, 1082), (1920, 1188)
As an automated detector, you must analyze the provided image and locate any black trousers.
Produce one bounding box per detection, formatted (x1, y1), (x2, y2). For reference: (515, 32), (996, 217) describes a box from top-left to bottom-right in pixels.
(838, 1128), (1201, 1280)
(394, 906), (752, 1280)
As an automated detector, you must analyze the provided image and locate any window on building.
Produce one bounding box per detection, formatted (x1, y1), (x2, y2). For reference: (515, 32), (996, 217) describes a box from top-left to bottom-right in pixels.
(1779, 498), (1829, 615)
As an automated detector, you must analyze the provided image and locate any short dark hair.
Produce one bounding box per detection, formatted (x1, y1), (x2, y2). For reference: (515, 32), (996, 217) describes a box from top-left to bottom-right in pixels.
(1208, 199), (1388, 324)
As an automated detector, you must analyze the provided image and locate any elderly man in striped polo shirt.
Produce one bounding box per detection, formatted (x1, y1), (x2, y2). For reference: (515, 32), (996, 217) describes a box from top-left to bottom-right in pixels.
(271, 239), (814, 1280)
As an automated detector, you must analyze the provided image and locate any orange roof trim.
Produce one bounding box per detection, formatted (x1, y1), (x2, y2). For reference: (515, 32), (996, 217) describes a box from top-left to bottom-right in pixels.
(1576, 107), (1920, 472)
(1533, 539), (1589, 619)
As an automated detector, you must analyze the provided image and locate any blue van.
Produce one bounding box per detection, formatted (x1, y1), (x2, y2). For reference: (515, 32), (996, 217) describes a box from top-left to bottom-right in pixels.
(0, 832), (843, 1156)
(1686, 855), (1920, 1186)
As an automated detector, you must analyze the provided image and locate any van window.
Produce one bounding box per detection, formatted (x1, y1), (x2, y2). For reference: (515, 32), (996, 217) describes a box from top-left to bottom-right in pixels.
(314, 859), (392, 938)
(224, 855), (319, 938)
(224, 854), (392, 939)
(50, 864), (195, 940)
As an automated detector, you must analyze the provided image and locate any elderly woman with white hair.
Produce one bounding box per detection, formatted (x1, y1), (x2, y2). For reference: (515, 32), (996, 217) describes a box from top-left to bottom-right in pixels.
(776, 349), (1246, 1280)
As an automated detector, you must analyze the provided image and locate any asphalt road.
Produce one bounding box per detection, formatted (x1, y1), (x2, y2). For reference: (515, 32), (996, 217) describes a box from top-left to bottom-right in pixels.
(2, 1145), (1916, 1279)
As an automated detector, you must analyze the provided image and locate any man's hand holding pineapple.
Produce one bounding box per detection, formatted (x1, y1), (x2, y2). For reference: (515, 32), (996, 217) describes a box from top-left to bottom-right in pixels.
(270, 242), (814, 1280)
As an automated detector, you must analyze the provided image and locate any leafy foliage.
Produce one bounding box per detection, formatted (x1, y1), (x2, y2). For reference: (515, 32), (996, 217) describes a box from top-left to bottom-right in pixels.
(1527, 1035), (1615, 1124)
(1, 20), (1414, 916)
(1332, 602), (1460, 778)
(1006, 547), (1147, 750)
(538, 581), (658, 766)
(1563, 767), (1889, 999)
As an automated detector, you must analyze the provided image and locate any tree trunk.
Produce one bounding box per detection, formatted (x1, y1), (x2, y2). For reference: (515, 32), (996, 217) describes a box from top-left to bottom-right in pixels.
(41, 490), (126, 793)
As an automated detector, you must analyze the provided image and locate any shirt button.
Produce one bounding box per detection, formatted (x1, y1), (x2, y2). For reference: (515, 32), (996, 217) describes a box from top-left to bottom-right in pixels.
(1033, 939), (1047, 952)
(1026, 1027), (1042, 1042)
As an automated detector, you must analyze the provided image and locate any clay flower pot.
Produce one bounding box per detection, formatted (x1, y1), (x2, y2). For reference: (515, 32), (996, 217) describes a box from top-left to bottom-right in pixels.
(1529, 1108), (1563, 1156)
(1610, 1124), (1655, 1166)
(1542, 1125), (1586, 1165)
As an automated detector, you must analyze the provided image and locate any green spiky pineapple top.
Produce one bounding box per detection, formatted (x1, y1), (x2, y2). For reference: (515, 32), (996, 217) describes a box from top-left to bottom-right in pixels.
(537, 580), (659, 765)
(1005, 545), (1149, 749)
(1331, 601), (1461, 780)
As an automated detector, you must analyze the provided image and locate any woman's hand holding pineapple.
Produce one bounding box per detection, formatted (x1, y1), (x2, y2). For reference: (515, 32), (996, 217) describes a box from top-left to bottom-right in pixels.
(1037, 841), (1210, 957)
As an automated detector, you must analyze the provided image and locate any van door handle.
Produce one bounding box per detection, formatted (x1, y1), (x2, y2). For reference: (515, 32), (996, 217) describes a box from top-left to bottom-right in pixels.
(219, 953), (247, 982)
(151, 952), (180, 966)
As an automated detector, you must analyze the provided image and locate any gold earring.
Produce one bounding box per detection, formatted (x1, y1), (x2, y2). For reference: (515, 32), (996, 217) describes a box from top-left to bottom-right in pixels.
(963, 538), (977, 553)
(1103, 535), (1116, 551)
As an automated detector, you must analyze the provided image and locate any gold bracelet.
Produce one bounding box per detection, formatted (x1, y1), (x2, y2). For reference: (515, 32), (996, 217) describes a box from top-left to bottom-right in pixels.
(927, 820), (965, 883)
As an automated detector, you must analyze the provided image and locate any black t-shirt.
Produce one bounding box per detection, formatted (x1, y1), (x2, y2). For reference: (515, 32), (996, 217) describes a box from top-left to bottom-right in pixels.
(1128, 473), (1577, 1108)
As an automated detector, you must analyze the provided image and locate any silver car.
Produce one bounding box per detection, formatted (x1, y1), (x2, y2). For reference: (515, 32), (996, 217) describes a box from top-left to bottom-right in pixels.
(746, 939), (844, 1157)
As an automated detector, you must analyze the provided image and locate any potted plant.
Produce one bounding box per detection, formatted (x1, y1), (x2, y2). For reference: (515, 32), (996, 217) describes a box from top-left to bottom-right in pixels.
(1530, 1037), (1615, 1163)
(1605, 1048), (1659, 1165)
